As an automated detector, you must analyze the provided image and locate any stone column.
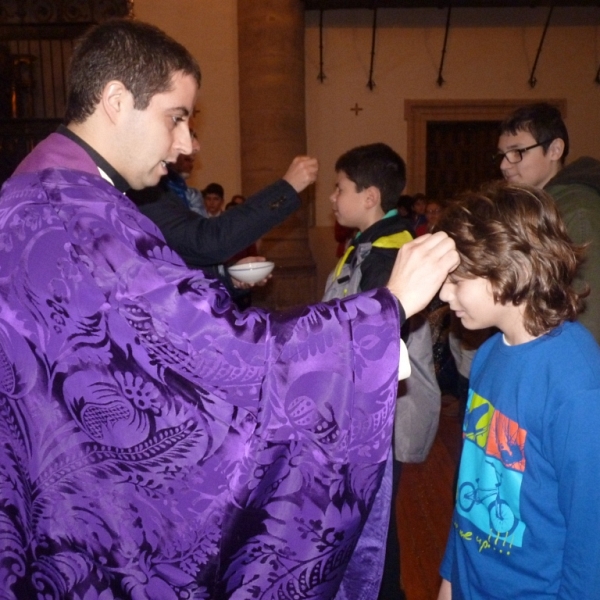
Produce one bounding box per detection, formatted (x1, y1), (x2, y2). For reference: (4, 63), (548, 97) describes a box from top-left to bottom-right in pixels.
(237, 0), (316, 310)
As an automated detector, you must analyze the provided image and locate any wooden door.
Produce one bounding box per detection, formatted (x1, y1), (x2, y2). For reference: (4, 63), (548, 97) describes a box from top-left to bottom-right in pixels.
(425, 120), (501, 200)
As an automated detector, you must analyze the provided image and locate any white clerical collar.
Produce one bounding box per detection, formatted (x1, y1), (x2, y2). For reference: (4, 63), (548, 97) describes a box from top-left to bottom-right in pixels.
(98, 167), (114, 186)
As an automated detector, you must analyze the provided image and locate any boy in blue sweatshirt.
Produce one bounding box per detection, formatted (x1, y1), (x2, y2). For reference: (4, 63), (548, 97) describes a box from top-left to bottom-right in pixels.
(437, 181), (600, 600)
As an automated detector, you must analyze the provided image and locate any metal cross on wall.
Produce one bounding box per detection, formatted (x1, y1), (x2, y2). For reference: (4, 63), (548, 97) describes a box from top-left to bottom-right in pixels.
(350, 103), (363, 115)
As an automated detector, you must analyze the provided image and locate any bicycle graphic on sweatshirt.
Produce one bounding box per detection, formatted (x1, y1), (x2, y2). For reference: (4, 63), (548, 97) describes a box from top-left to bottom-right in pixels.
(458, 459), (519, 535)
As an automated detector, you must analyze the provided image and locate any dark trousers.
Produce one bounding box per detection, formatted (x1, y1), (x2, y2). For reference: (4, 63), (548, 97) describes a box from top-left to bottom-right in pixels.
(377, 458), (407, 600)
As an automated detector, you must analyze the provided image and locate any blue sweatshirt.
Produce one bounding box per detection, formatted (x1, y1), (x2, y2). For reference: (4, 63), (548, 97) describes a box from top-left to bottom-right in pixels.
(441, 321), (600, 599)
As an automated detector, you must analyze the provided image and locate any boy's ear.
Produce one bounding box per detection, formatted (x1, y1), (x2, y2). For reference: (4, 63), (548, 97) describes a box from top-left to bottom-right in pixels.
(547, 138), (565, 162)
(364, 186), (381, 209)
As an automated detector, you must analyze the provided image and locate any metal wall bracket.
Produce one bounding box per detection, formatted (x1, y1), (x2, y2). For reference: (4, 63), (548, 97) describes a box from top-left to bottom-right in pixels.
(437, 6), (452, 87)
(318, 8), (326, 82)
(367, 6), (378, 90)
(529, 5), (554, 88)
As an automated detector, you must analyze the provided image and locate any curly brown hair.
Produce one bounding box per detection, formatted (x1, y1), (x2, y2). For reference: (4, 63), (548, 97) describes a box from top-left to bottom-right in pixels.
(436, 181), (587, 337)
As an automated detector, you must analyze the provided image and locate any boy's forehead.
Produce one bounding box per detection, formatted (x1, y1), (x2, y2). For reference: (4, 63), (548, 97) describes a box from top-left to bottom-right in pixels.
(498, 129), (537, 149)
(335, 170), (354, 185)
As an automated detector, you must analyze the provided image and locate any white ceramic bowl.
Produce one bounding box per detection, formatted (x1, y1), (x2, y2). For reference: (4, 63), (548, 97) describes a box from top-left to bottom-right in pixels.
(227, 261), (275, 284)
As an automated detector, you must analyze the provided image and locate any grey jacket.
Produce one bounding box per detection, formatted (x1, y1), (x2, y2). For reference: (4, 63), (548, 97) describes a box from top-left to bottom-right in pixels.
(323, 225), (440, 463)
(394, 313), (441, 463)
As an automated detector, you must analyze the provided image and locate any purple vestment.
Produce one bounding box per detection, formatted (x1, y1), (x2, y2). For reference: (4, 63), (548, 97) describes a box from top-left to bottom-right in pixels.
(0, 135), (401, 599)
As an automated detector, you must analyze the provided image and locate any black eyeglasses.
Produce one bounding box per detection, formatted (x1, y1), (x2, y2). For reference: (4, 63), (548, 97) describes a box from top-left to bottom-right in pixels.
(493, 141), (550, 165)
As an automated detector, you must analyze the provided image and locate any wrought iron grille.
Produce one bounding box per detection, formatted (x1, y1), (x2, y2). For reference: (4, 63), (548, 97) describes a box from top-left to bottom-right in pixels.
(0, 0), (133, 183)
(1, 36), (75, 120)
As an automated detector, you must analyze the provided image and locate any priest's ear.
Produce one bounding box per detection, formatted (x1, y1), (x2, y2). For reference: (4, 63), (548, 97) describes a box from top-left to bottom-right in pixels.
(101, 80), (132, 124)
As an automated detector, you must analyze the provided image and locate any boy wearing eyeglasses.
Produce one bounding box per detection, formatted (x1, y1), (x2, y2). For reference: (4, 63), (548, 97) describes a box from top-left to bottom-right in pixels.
(495, 102), (600, 342)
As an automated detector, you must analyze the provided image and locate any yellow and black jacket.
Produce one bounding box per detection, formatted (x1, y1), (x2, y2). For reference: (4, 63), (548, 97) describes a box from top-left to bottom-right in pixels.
(323, 213), (413, 301)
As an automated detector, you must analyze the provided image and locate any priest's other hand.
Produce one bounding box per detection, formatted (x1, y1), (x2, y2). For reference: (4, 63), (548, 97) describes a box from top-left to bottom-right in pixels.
(283, 156), (319, 193)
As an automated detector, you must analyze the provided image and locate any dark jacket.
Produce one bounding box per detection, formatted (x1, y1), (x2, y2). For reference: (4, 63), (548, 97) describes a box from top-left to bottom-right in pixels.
(322, 213), (413, 300)
(128, 178), (300, 268)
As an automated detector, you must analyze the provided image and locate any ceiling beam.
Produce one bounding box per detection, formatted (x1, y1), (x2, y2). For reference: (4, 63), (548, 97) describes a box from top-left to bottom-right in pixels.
(303, 1), (600, 9)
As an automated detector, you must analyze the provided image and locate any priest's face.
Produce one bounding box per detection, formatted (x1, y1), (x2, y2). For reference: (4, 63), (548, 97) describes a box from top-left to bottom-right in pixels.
(116, 70), (198, 190)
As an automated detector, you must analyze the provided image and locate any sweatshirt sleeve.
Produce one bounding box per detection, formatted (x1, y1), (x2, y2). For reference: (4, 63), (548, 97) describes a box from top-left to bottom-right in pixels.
(549, 388), (600, 599)
(439, 515), (457, 582)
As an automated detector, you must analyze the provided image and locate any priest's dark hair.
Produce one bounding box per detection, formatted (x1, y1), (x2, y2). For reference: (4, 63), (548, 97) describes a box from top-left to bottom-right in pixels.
(65, 19), (201, 124)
